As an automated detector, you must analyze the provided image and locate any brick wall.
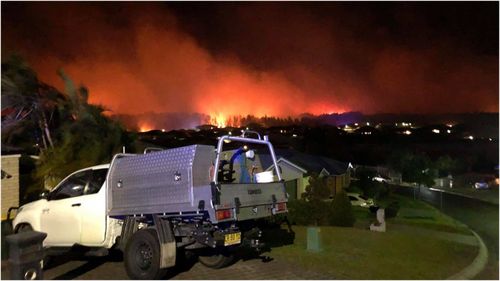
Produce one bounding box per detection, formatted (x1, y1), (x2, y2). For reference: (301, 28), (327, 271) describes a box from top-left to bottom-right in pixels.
(1, 155), (21, 220)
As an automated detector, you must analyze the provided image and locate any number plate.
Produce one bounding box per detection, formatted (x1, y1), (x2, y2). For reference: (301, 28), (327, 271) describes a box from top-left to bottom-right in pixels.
(224, 232), (241, 246)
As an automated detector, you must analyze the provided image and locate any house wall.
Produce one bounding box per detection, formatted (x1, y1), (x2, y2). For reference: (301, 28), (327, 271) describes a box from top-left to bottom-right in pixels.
(277, 162), (308, 198)
(278, 162), (305, 182)
(1, 155), (21, 220)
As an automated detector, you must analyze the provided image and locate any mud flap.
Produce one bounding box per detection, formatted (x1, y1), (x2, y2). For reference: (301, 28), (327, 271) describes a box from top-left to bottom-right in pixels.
(153, 215), (176, 269)
(159, 243), (176, 268)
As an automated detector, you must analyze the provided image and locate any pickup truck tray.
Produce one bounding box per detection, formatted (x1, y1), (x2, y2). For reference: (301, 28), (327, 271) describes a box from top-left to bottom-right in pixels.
(107, 145), (215, 216)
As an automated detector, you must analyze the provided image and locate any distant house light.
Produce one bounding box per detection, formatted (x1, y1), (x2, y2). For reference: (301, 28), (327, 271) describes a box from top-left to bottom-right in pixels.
(468, 135), (474, 140)
(446, 124), (453, 128)
(161, 129), (166, 132)
(446, 130), (451, 134)
(489, 138), (493, 141)
(366, 122), (370, 126)
(292, 134), (298, 138)
(432, 129), (440, 134)
(403, 130), (412, 135)
(354, 123), (359, 126)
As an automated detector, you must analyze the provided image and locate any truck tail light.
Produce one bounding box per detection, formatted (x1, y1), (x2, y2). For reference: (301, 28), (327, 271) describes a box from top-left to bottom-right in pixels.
(216, 209), (233, 221)
(276, 202), (287, 212)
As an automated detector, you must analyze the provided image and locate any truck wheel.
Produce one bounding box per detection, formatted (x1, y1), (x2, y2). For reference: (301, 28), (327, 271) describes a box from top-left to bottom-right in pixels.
(124, 229), (167, 279)
(16, 223), (33, 232)
(198, 248), (235, 269)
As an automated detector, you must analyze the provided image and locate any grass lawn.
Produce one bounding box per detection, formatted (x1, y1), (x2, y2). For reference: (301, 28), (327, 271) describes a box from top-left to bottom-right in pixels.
(265, 193), (477, 279)
(353, 194), (470, 234)
(267, 225), (477, 279)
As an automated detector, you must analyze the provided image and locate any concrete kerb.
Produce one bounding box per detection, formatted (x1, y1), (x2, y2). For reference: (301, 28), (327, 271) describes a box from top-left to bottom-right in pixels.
(447, 229), (488, 280)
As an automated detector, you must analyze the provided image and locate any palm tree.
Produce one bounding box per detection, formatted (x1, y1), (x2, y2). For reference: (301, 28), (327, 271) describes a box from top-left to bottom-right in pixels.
(1, 55), (67, 150)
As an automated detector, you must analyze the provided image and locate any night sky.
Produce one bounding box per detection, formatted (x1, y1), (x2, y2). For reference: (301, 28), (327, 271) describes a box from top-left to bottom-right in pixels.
(2, 2), (498, 120)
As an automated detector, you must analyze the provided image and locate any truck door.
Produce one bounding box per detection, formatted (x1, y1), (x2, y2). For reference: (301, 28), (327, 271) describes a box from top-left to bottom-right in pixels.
(80, 168), (108, 245)
(41, 170), (91, 246)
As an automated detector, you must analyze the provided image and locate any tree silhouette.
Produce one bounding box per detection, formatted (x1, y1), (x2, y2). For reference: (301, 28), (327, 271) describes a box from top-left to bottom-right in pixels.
(302, 173), (330, 201)
(2, 55), (66, 151)
(2, 56), (132, 192)
(36, 70), (131, 187)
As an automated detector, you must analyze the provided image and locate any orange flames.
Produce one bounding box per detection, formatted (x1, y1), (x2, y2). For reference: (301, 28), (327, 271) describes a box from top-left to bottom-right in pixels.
(138, 122), (154, 132)
(210, 113), (227, 128)
(209, 113), (242, 128)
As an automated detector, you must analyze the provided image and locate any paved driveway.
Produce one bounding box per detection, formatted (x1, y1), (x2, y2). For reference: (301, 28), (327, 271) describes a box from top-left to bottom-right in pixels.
(38, 250), (333, 280)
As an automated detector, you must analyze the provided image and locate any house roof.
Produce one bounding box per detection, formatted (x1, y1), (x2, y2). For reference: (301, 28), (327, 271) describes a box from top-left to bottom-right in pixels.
(261, 149), (349, 176)
(266, 157), (308, 174)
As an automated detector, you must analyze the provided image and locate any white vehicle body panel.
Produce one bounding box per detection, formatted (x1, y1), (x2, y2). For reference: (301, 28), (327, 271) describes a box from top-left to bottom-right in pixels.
(12, 164), (120, 248)
(80, 191), (106, 245)
(41, 195), (82, 246)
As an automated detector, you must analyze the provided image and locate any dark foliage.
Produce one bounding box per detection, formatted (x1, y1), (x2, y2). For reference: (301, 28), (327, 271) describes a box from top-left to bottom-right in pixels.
(329, 191), (356, 227)
(287, 199), (331, 226)
(384, 201), (400, 219)
(301, 173), (330, 201)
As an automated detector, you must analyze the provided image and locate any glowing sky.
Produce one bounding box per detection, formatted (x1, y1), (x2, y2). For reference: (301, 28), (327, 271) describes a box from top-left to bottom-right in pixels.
(2, 2), (498, 118)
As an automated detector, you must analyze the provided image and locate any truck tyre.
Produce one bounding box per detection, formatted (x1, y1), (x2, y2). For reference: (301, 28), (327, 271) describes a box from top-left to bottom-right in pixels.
(16, 223), (33, 233)
(198, 248), (235, 269)
(124, 229), (167, 279)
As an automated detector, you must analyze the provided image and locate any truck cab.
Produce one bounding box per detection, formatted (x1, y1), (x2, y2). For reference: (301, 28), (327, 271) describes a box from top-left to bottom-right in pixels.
(13, 164), (122, 249)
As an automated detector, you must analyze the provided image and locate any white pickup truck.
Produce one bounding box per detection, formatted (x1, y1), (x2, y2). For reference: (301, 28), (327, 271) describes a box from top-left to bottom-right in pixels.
(12, 132), (288, 279)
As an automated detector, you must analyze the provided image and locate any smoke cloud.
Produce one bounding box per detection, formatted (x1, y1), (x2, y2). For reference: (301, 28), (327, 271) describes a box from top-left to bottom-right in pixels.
(2, 2), (498, 124)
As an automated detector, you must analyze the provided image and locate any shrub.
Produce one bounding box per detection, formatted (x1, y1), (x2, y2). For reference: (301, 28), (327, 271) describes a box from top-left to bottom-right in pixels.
(345, 183), (362, 194)
(329, 191), (356, 227)
(302, 173), (330, 201)
(287, 199), (311, 225)
(384, 201), (400, 218)
(287, 199), (330, 226)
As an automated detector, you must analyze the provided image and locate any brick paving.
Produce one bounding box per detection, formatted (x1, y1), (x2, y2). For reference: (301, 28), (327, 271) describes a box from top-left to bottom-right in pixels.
(19, 251), (335, 280)
(172, 258), (332, 280)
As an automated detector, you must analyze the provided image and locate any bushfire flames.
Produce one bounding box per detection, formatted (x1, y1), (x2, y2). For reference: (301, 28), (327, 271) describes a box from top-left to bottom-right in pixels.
(138, 122), (154, 132)
(209, 113), (242, 128)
